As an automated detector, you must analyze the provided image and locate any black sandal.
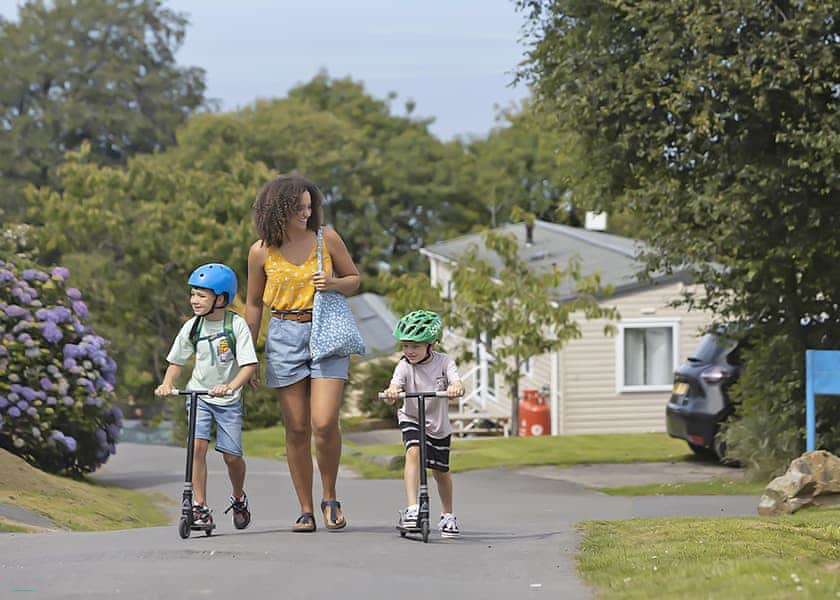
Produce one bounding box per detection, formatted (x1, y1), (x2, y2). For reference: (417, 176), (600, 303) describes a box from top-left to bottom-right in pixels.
(292, 512), (316, 532)
(321, 500), (347, 530)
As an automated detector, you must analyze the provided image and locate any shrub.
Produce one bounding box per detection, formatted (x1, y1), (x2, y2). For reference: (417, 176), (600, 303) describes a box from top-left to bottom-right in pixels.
(349, 357), (400, 421)
(0, 259), (122, 475)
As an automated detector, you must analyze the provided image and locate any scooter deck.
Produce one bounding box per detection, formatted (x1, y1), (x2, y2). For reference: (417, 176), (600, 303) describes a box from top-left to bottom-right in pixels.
(396, 523), (422, 533)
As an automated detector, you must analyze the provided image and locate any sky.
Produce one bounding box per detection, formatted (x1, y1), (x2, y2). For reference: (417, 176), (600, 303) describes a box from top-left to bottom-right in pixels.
(0, 0), (533, 140)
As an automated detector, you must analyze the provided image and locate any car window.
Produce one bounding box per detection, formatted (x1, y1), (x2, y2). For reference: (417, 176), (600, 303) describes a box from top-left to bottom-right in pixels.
(688, 334), (736, 363)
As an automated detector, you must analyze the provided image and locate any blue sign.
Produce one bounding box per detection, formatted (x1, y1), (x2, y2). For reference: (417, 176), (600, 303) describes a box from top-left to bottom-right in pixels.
(805, 350), (840, 451)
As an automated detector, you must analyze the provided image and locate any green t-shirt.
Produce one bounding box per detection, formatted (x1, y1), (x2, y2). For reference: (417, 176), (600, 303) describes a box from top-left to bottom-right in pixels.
(166, 312), (258, 405)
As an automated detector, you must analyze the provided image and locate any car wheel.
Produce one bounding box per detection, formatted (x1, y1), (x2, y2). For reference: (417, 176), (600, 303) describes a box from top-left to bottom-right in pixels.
(687, 442), (716, 459)
(714, 433), (741, 467)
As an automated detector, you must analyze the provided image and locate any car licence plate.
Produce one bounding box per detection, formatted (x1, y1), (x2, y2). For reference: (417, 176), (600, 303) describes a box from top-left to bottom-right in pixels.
(672, 382), (688, 395)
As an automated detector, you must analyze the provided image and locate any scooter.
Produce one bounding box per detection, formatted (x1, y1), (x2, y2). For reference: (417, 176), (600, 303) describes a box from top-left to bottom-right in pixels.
(171, 388), (226, 539)
(379, 390), (450, 544)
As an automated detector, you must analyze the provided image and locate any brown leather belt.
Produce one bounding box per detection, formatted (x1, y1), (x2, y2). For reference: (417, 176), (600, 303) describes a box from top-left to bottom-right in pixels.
(271, 310), (313, 322)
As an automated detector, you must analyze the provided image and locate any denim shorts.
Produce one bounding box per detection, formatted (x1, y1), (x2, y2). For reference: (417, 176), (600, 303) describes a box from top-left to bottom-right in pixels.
(187, 398), (243, 456)
(264, 317), (350, 388)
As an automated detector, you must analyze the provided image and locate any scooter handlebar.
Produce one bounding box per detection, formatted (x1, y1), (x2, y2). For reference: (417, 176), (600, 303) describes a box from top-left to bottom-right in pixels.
(169, 389), (234, 398)
(378, 391), (452, 400)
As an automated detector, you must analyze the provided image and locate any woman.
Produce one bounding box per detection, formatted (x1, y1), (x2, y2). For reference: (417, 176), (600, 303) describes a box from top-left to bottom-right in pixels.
(245, 174), (360, 532)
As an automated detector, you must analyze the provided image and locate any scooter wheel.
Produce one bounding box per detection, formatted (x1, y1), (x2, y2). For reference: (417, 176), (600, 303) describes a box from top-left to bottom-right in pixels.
(421, 520), (429, 543)
(204, 527), (213, 537)
(178, 518), (190, 539)
(399, 530), (406, 538)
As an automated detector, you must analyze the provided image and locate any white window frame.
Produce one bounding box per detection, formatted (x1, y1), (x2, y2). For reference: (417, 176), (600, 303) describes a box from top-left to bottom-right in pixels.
(615, 318), (681, 393)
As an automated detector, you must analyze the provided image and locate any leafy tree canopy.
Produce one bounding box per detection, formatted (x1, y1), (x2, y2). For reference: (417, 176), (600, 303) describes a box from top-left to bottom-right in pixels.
(0, 0), (206, 219)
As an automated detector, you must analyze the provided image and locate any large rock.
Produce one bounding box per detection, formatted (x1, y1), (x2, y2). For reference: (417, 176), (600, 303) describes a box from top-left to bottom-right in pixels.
(758, 450), (840, 516)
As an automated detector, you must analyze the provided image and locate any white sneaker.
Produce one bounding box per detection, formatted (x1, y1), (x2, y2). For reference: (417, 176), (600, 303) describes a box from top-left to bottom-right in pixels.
(399, 504), (419, 528)
(192, 504), (212, 526)
(438, 513), (460, 538)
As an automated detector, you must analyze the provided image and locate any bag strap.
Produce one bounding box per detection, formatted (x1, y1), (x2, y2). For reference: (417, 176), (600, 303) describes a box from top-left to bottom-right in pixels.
(316, 227), (324, 272)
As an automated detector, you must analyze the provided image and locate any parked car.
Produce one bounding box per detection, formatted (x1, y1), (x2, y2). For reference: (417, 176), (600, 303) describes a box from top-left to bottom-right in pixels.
(666, 332), (744, 460)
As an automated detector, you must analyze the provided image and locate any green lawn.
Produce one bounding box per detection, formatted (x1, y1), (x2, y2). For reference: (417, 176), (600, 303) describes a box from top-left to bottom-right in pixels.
(579, 508), (840, 599)
(0, 450), (171, 532)
(349, 432), (692, 475)
(601, 479), (767, 496)
(242, 427), (694, 479)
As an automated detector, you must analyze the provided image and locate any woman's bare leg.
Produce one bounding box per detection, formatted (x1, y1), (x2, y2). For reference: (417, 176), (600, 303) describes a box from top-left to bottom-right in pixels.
(277, 379), (313, 513)
(309, 377), (344, 502)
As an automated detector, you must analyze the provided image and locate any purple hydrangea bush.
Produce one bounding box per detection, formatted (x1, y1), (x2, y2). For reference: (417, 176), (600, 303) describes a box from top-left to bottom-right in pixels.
(0, 260), (122, 475)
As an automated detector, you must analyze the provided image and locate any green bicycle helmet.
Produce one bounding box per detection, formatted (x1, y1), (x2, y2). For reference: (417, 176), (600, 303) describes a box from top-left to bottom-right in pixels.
(393, 310), (442, 343)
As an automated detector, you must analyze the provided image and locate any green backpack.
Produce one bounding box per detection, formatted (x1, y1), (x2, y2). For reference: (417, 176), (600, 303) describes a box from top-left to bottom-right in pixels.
(188, 311), (237, 364)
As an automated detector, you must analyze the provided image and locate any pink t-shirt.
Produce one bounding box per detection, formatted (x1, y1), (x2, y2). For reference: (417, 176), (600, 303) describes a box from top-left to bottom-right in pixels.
(390, 350), (461, 438)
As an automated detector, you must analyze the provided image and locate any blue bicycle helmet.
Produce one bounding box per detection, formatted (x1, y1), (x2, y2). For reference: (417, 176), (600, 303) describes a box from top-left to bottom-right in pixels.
(188, 263), (237, 305)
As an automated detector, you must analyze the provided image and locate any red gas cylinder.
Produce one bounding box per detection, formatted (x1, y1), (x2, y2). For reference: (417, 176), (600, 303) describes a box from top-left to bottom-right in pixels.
(518, 389), (550, 437)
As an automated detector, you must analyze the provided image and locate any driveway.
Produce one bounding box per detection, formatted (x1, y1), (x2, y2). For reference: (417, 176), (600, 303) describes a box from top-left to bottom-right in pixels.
(1, 442), (759, 599)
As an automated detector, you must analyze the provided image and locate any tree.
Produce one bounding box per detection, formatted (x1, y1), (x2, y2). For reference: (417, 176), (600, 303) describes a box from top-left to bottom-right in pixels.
(518, 0), (840, 463)
(0, 0), (205, 218)
(27, 143), (272, 418)
(448, 230), (616, 434)
(176, 72), (489, 277)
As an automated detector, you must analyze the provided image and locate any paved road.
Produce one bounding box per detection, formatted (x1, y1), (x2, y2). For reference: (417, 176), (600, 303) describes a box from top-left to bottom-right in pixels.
(1, 443), (759, 599)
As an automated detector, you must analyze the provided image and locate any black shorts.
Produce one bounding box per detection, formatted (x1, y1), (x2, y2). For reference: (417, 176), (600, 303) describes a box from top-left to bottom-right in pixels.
(399, 421), (451, 472)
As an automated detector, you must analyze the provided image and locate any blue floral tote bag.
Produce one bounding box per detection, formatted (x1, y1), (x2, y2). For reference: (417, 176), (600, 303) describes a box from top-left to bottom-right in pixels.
(309, 227), (366, 361)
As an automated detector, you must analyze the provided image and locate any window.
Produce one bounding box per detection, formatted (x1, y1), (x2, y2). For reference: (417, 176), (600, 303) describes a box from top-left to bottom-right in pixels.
(616, 319), (680, 392)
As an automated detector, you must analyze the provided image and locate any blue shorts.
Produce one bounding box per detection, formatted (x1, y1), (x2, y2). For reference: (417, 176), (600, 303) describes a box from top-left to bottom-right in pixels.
(187, 398), (243, 456)
(264, 317), (350, 388)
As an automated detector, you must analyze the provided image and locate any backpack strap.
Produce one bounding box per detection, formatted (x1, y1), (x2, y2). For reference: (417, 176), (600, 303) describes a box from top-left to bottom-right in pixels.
(188, 312), (238, 364)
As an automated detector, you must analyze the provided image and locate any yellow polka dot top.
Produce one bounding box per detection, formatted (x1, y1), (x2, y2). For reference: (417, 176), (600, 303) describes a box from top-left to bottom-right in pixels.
(262, 240), (333, 311)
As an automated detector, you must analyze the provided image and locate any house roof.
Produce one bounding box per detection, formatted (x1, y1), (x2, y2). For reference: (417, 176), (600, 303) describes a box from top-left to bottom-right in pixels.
(348, 292), (398, 360)
(420, 220), (689, 299)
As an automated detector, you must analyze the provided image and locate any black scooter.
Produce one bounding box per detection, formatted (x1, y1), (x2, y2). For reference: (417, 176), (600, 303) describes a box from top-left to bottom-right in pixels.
(379, 390), (450, 544)
(171, 389), (224, 539)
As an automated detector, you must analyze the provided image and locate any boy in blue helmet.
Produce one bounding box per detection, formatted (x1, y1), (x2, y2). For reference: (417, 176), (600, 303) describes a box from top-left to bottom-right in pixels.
(383, 310), (464, 538)
(155, 263), (259, 530)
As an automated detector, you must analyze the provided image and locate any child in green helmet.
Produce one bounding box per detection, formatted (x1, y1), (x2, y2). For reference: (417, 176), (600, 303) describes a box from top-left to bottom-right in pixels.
(383, 309), (464, 538)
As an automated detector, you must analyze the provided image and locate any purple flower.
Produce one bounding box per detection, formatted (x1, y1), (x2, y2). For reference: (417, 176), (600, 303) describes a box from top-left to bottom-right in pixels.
(3, 305), (28, 318)
(21, 269), (49, 282)
(63, 436), (77, 452)
(50, 267), (70, 280)
(51, 307), (73, 323)
(72, 300), (88, 318)
(17, 400), (29, 411)
(26, 407), (37, 417)
(108, 406), (124, 422)
(0, 397), (7, 408)
(18, 387), (36, 402)
(66, 288), (82, 300)
(42, 321), (63, 343)
(95, 428), (107, 444)
(46, 397), (56, 406)
(0, 269), (14, 283)
(39, 377), (54, 391)
(47, 365), (59, 375)
(63, 344), (80, 359)
(25, 348), (40, 359)
(62, 396), (74, 407)
(0, 345), (7, 357)
(7, 406), (21, 418)
(63, 357), (77, 370)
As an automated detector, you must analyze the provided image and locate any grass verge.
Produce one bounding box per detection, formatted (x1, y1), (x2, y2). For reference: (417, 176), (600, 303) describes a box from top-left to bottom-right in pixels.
(352, 432), (692, 475)
(243, 428), (693, 478)
(578, 508), (840, 599)
(0, 450), (170, 532)
(601, 479), (766, 496)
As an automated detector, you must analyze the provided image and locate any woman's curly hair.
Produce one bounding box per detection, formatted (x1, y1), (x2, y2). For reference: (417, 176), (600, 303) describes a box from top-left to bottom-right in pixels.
(254, 174), (323, 247)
